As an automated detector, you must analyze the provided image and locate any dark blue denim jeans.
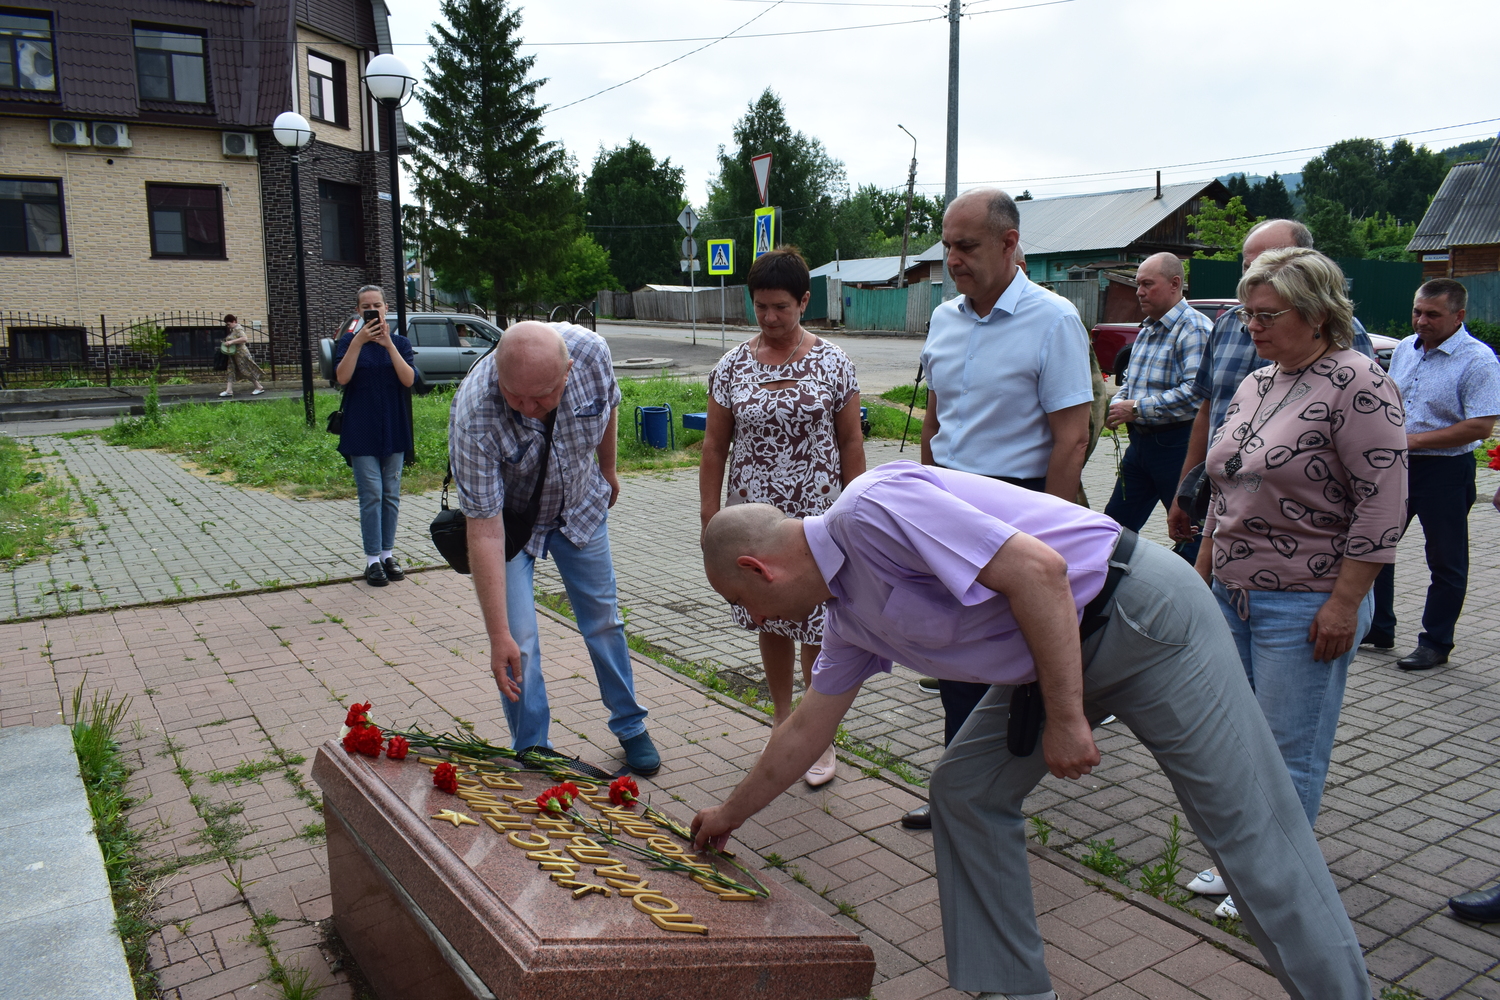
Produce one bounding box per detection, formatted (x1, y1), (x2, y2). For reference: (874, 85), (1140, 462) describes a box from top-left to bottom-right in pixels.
(1104, 421), (1199, 563)
(1371, 454), (1476, 653)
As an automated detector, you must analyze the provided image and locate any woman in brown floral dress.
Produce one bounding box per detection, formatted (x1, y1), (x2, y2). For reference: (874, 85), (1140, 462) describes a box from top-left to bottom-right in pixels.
(699, 247), (866, 786)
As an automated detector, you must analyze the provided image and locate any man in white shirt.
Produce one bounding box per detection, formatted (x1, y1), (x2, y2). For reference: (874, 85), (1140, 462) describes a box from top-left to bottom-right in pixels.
(903, 187), (1093, 829)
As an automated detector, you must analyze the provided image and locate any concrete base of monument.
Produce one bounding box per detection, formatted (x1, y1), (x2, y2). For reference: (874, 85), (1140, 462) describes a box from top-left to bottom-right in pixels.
(313, 742), (876, 1000)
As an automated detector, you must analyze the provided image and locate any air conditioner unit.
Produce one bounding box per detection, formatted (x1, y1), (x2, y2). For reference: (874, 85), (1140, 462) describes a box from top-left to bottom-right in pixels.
(91, 122), (132, 149)
(222, 132), (257, 158)
(48, 120), (91, 147)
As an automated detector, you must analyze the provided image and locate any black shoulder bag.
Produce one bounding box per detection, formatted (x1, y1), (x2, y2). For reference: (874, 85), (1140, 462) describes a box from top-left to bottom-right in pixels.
(430, 411), (555, 573)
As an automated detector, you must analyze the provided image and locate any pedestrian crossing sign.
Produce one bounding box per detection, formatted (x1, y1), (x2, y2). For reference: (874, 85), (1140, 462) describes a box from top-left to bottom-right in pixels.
(753, 206), (777, 260)
(707, 239), (734, 275)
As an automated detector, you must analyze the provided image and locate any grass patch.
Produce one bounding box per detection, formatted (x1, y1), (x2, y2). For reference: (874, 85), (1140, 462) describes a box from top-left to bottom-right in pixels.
(0, 436), (74, 567)
(1078, 838), (1130, 882)
(207, 754), (304, 786)
(878, 384), (929, 407)
(67, 682), (159, 998)
(616, 372), (708, 471)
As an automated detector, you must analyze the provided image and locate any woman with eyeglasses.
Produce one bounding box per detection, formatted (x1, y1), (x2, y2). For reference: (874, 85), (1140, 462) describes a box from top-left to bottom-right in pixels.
(1190, 248), (1407, 919)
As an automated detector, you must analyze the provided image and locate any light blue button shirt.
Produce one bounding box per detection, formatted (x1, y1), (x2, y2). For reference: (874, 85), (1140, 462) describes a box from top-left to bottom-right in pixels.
(920, 268), (1094, 479)
(1388, 326), (1500, 456)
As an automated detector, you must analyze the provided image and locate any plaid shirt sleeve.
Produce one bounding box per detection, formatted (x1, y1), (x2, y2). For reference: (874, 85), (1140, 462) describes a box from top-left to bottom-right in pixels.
(1134, 303), (1210, 424)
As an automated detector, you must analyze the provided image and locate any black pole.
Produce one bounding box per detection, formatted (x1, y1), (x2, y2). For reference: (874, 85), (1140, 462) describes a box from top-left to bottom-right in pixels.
(385, 100), (407, 339)
(898, 361), (924, 453)
(289, 149), (315, 427)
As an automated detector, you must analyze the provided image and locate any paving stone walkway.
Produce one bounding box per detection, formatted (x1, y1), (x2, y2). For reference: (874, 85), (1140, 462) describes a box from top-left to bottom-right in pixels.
(1, 571), (1295, 1000)
(3, 422), (1499, 997)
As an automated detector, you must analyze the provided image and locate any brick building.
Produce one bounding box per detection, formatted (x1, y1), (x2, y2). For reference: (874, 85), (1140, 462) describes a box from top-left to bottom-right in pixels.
(0, 0), (405, 377)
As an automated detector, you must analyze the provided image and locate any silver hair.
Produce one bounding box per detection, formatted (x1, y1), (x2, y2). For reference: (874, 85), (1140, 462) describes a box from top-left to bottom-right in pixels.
(1140, 252), (1185, 285)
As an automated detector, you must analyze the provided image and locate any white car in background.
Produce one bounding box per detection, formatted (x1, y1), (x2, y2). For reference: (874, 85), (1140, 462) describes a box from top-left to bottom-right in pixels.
(319, 312), (502, 387)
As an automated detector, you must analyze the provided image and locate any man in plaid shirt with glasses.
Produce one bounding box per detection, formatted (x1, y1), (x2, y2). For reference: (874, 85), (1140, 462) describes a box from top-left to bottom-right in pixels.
(1102, 252), (1210, 560)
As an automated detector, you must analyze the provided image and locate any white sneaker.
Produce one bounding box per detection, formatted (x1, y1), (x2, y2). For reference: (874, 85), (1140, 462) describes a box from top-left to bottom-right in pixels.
(1214, 895), (1239, 919)
(1187, 869), (1228, 895)
(218, 390), (233, 397)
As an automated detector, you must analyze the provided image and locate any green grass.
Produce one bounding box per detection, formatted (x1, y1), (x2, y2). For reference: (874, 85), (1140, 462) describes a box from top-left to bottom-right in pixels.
(0, 437), (74, 567)
(878, 384), (930, 408)
(615, 372), (709, 470)
(67, 681), (159, 998)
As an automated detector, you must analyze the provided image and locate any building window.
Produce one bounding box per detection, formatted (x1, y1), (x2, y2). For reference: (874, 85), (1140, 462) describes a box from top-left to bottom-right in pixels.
(134, 26), (207, 104)
(0, 177), (65, 254)
(307, 51), (347, 127)
(318, 180), (363, 264)
(163, 326), (220, 359)
(147, 184), (224, 258)
(0, 10), (55, 91)
(9, 326), (85, 363)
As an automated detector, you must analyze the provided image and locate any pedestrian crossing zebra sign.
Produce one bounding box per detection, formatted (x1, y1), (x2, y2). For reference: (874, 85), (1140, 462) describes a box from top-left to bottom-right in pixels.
(707, 239), (734, 275)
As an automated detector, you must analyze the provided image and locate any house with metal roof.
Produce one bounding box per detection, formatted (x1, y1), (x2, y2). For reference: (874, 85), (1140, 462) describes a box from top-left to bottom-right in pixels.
(1408, 138), (1500, 280)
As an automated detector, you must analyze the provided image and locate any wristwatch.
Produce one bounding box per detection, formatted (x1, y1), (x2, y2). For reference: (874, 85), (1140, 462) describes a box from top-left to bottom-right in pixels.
(1131, 400), (1140, 421)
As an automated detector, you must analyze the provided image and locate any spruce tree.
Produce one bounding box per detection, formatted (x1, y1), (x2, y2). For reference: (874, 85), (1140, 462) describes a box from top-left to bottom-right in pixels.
(409, 0), (580, 320)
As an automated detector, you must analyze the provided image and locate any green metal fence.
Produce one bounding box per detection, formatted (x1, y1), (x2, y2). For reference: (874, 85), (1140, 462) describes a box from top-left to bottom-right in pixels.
(843, 285), (910, 332)
(1188, 256), (1423, 333)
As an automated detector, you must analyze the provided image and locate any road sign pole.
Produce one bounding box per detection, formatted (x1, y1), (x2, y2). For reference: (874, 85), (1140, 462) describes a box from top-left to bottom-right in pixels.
(720, 275), (726, 350)
(689, 249), (696, 345)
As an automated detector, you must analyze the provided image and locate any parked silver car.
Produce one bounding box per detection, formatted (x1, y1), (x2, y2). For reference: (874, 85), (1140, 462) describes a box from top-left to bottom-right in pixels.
(319, 312), (502, 386)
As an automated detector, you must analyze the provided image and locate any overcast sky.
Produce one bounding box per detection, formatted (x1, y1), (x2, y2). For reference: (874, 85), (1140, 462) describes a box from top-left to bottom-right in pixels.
(383, 0), (1500, 211)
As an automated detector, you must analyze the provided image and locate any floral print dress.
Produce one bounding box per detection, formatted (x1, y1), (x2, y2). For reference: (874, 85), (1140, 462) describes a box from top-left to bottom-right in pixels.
(709, 338), (859, 642)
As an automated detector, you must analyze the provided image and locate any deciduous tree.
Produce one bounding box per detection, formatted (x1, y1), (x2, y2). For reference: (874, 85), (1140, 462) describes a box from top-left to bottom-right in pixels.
(1188, 196), (1260, 260)
(584, 139), (686, 290)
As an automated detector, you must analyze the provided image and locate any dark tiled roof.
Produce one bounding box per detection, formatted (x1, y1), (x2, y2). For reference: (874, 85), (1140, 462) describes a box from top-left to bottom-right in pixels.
(1409, 139), (1500, 251)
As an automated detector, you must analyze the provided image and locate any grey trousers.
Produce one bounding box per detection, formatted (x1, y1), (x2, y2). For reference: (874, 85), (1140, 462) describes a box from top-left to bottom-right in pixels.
(930, 538), (1370, 1000)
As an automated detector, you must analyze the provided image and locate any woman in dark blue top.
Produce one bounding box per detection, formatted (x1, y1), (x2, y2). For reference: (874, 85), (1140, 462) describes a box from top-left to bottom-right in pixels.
(334, 284), (416, 586)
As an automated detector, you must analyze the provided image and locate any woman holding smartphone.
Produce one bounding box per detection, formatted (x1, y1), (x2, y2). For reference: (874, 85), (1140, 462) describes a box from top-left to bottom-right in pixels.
(334, 285), (416, 586)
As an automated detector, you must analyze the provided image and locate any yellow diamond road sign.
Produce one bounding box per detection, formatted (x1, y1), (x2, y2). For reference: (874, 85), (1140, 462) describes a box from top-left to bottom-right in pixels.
(707, 239), (734, 275)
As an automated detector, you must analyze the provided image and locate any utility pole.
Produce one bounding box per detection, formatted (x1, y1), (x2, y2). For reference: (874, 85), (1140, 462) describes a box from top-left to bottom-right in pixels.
(897, 125), (918, 290)
(942, 0), (960, 300)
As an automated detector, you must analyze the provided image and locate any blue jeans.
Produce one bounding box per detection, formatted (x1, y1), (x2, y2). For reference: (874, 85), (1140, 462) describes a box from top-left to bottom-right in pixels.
(1371, 454), (1475, 653)
(503, 519), (647, 750)
(1105, 422), (1199, 563)
(350, 453), (403, 556)
(1213, 582), (1371, 826)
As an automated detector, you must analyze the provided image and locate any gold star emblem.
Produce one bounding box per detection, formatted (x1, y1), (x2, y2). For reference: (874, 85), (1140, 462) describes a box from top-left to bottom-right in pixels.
(431, 809), (479, 827)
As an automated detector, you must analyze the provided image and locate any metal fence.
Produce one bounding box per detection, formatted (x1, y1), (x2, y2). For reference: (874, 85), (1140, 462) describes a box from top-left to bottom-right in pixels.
(0, 310), (277, 388)
(1458, 273), (1500, 323)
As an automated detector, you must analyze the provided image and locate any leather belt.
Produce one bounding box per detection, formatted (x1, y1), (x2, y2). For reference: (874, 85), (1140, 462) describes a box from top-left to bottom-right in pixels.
(1080, 527), (1138, 641)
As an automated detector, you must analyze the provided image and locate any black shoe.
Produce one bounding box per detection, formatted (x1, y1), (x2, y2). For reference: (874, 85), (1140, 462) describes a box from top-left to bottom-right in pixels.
(1360, 630), (1395, 649)
(900, 803), (931, 830)
(1449, 884), (1500, 922)
(1397, 646), (1448, 671)
(364, 561), (388, 587)
(383, 557), (405, 581)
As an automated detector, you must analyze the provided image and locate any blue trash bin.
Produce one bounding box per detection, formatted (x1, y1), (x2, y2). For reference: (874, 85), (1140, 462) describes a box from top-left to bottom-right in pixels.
(634, 404), (675, 450)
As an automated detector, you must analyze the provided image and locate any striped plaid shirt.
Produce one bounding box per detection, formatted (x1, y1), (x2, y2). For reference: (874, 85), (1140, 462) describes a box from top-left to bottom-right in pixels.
(448, 324), (621, 557)
(1113, 299), (1210, 425)
(1193, 312), (1376, 435)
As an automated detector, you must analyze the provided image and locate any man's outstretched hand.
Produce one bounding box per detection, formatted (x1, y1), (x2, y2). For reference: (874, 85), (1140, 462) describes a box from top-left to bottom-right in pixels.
(691, 805), (737, 852)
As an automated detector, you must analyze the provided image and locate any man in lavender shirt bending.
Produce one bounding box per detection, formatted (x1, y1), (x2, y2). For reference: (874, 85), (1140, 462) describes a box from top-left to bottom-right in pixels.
(691, 462), (1370, 1000)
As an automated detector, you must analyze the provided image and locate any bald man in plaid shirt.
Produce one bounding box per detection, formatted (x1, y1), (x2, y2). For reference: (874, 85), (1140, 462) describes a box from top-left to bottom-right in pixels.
(1102, 252), (1210, 560)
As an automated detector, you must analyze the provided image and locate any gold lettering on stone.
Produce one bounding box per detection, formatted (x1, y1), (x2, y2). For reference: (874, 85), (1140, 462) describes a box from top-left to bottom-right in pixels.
(479, 773), (524, 790)
(692, 877), (756, 901)
(553, 878), (611, 899)
(533, 818), (577, 834)
(507, 831), (550, 849)
(431, 809), (479, 827)
(486, 816), (533, 834)
(650, 913), (708, 935)
(568, 847), (614, 863)
(417, 756), (447, 766)
(594, 863), (642, 882)
(615, 884), (660, 897)
(631, 894), (679, 914)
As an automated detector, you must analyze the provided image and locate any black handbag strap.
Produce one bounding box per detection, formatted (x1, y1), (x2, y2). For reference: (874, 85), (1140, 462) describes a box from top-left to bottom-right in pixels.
(441, 408), (556, 514)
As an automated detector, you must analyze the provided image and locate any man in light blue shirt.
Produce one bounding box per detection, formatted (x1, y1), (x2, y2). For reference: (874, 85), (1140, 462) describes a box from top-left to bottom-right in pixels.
(905, 188), (1093, 830)
(1367, 279), (1500, 670)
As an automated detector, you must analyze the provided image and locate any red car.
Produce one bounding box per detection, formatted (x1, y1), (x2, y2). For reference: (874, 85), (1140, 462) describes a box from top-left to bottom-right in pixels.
(1091, 299), (1392, 384)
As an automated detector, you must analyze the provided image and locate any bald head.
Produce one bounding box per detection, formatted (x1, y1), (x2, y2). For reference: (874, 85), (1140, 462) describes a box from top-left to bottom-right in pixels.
(702, 504), (790, 583)
(496, 321), (572, 418)
(1242, 219), (1313, 270)
(1135, 252), (1185, 320)
(948, 187), (1020, 239)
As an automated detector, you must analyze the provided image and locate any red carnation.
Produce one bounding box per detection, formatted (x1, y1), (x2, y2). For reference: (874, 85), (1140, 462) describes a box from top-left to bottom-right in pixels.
(433, 762), (458, 794)
(342, 723), (383, 757)
(608, 775), (639, 807)
(536, 787), (568, 813)
(557, 782), (580, 806)
(343, 702), (372, 728)
(385, 735), (410, 760)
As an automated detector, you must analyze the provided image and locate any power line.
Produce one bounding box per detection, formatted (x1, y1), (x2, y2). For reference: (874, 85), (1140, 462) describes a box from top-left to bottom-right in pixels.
(544, 2), (785, 114)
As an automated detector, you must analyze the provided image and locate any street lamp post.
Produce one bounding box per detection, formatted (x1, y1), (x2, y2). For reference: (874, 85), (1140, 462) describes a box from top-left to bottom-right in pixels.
(362, 54), (418, 343)
(896, 124), (918, 290)
(272, 111), (316, 427)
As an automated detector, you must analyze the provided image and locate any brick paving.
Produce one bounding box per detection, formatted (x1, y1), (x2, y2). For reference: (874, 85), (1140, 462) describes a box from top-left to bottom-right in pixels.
(1, 571), (1294, 1000)
(3, 405), (1499, 995)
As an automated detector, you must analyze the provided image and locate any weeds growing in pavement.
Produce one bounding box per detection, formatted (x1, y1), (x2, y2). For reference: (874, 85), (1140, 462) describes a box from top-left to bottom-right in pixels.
(1028, 815), (1053, 846)
(66, 681), (161, 998)
(0, 436), (75, 569)
(1379, 986), (1423, 1000)
(762, 853), (787, 869)
(207, 755), (293, 785)
(1136, 815), (1188, 904)
(1079, 838), (1131, 882)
